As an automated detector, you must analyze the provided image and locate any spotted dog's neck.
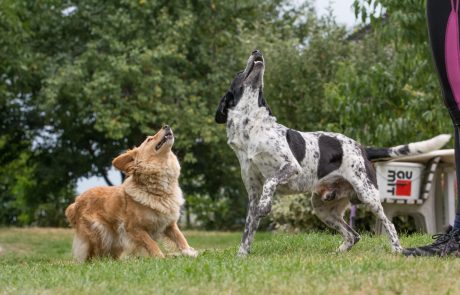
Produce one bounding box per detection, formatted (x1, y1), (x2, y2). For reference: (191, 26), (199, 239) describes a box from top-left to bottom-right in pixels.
(226, 88), (276, 151)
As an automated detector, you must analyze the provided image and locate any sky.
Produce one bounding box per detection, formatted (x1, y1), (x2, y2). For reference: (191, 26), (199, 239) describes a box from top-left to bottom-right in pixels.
(315, 0), (358, 28)
(76, 0), (359, 194)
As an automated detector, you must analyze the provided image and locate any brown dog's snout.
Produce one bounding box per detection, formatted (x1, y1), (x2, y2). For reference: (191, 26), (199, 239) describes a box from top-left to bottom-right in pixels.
(163, 125), (173, 136)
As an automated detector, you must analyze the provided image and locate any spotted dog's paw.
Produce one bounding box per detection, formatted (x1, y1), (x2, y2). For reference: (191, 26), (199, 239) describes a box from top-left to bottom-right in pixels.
(392, 245), (403, 254)
(237, 247), (250, 257)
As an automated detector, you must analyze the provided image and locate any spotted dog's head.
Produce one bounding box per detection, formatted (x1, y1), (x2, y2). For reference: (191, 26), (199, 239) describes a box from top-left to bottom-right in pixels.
(215, 50), (272, 124)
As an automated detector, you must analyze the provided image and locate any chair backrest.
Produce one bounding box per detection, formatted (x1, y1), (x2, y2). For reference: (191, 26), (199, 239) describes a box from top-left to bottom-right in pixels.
(381, 156), (441, 205)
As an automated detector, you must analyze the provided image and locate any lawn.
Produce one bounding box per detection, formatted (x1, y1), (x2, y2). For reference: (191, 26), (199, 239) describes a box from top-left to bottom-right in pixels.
(1, 228), (460, 294)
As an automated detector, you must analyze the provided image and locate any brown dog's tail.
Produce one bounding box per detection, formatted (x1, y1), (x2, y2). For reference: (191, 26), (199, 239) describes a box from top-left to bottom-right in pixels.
(65, 203), (77, 227)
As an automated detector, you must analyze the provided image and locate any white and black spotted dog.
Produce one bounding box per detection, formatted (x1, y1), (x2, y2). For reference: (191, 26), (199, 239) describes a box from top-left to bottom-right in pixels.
(215, 50), (450, 256)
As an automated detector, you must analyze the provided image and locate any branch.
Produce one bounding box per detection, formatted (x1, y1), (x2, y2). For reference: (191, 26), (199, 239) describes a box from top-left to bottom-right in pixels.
(101, 169), (114, 186)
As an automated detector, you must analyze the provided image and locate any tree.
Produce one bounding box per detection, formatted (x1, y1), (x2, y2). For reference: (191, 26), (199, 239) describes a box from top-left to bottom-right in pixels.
(335, 0), (452, 145)
(0, 0), (313, 227)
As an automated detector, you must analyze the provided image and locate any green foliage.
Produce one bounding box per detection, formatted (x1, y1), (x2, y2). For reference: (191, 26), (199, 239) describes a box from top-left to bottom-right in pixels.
(344, 0), (451, 145)
(269, 194), (327, 232)
(0, 0), (75, 225)
(0, 0), (292, 226)
(186, 194), (244, 230)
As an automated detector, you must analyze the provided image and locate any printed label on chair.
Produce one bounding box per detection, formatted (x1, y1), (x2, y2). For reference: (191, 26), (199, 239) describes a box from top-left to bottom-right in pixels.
(376, 162), (423, 201)
(395, 179), (412, 197)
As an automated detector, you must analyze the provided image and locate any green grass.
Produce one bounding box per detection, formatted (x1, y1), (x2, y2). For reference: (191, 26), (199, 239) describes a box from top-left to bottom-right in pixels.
(1, 228), (460, 294)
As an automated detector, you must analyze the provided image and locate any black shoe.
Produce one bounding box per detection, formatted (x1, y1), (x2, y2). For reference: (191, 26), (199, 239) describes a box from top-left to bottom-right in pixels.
(403, 226), (460, 257)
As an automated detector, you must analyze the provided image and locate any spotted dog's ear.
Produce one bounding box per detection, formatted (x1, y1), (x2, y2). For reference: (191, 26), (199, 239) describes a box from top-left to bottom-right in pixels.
(215, 92), (234, 124)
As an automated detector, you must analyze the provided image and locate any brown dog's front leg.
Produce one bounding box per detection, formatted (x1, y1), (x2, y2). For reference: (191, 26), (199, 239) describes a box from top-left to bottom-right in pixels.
(130, 230), (165, 258)
(164, 222), (198, 257)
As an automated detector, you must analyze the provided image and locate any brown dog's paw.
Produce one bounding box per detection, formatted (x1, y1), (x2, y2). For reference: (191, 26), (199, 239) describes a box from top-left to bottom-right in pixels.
(181, 247), (198, 258)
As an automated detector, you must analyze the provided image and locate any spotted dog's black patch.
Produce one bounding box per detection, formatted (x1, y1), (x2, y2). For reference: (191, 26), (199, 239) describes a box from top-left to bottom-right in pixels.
(366, 144), (410, 160)
(396, 145), (410, 155)
(365, 147), (390, 160)
(286, 129), (306, 164)
(258, 90), (272, 116)
(318, 135), (343, 179)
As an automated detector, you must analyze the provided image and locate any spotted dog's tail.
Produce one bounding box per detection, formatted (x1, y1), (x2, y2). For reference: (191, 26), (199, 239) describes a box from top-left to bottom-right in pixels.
(365, 134), (451, 161)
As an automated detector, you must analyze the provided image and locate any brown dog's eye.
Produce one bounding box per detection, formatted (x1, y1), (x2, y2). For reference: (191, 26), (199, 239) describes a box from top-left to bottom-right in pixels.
(147, 137), (154, 142)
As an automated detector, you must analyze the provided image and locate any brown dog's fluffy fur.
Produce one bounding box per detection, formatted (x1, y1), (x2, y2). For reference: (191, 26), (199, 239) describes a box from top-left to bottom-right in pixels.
(65, 126), (197, 262)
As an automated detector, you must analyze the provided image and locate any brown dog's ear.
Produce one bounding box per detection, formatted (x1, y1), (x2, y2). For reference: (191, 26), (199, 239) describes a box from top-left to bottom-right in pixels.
(112, 149), (138, 174)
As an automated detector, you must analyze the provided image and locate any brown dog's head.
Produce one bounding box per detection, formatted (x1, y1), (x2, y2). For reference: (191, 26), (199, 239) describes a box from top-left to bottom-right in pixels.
(112, 125), (175, 174)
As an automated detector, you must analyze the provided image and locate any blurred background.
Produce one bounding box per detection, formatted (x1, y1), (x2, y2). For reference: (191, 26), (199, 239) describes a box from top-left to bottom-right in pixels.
(0, 0), (451, 231)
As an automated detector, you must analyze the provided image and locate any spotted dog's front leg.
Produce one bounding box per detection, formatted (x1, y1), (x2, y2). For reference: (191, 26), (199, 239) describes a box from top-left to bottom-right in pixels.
(238, 167), (263, 257)
(238, 198), (260, 257)
(256, 164), (299, 218)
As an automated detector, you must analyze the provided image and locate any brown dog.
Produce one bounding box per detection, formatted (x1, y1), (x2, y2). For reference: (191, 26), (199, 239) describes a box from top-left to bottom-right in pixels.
(65, 125), (197, 262)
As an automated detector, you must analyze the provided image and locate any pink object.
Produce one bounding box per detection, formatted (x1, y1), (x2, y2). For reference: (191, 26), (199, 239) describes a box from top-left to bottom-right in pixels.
(445, 0), (460, 109)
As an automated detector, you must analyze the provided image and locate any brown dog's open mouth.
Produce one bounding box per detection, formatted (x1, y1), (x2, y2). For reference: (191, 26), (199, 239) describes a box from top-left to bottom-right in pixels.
(155, 133), (173, 151)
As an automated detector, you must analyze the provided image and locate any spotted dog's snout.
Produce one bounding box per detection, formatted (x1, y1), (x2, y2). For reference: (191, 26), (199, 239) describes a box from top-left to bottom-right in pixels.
(252, 50), (263, 59)
(243, 50), (265, 88)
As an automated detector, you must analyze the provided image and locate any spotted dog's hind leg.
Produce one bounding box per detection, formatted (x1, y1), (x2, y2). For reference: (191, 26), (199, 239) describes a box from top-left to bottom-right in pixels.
(366, 190), (402, 253)
(256, 164), (299, 218)
(348, 174), (402, 253)
(311, 194), (360, 252)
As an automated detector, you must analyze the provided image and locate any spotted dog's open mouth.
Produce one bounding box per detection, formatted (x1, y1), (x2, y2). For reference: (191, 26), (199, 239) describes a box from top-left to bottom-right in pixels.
(254, 56), (264, 64)
(245, 56), (264, 80)
(155, 132), (173, 150)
